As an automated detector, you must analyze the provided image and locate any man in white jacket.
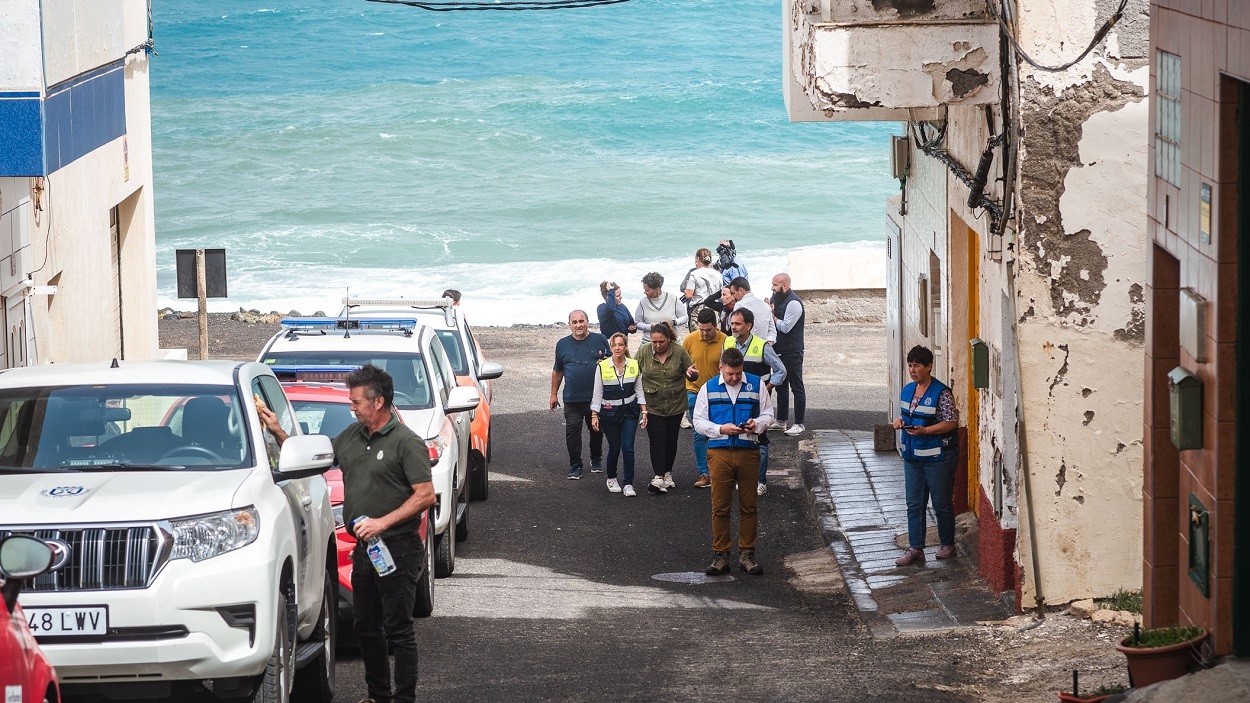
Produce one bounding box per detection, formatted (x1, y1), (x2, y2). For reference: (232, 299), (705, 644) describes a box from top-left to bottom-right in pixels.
(727, 276), (776, 344)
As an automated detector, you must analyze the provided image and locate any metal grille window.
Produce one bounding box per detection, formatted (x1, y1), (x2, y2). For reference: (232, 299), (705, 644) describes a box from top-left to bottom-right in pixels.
(1155, 50), (1181, 187)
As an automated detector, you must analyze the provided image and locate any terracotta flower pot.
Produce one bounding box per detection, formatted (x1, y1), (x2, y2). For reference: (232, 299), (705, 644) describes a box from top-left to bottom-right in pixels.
(1115, 628), (1208, 688)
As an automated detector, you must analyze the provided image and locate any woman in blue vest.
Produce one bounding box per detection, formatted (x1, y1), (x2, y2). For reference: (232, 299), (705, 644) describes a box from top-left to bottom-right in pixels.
(591, 333), (647, 497)
(892, 345), (960, 566)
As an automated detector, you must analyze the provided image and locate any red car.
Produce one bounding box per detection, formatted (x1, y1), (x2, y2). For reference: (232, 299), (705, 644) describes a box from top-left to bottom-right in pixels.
(277, 369), (436, 620)
(1, 534), (61, 703)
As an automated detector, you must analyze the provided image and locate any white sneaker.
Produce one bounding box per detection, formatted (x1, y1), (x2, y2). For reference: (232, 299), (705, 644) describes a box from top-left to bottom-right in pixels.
(606, 478), (621, 493)
(680, 415), (692, 429)
(663, 472), (676, 489)
(648, 476), (668, 494)
(623, 484), (637, 497)
(770, 420), (787, 431)
(784, 423), (805, 436)
(757, 482), (767, 496)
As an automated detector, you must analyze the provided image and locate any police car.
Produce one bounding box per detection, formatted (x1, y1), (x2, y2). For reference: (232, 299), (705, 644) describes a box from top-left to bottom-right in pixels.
(339, 298), (503, 501)
(258, 317), (479, 578)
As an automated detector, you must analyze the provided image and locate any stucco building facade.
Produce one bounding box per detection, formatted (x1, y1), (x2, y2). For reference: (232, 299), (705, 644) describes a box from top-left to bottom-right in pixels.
(0, 0), (158, 366)
(785, 0), (1150, 610)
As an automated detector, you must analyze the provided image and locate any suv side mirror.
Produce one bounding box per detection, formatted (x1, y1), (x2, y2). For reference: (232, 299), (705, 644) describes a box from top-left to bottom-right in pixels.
(276, 434), (335, 479)
(444, 385), (481, 415)
(477, 361), (504, 381)
(0, 535), (55, 611)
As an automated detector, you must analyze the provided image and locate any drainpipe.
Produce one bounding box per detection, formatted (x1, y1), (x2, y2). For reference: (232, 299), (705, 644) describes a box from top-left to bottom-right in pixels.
(1000, 0), (1045, 617)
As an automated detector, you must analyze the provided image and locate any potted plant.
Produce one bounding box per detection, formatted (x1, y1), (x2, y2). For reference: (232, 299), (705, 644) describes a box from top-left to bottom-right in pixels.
(1057, 671), (1127, 702)
(1115, 623), (1208, 688)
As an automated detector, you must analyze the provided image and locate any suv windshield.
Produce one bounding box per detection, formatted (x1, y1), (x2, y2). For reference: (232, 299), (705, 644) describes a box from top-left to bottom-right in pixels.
(262, 352), (434, 410)
(0, 384), (251, 472)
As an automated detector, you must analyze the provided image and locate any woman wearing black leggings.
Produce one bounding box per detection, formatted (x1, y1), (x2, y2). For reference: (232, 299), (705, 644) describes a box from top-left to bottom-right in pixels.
(636, 322), (695, 494)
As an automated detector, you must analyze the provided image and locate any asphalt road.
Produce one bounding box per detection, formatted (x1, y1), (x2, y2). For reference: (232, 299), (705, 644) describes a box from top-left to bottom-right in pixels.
(328, 406), (974, 703)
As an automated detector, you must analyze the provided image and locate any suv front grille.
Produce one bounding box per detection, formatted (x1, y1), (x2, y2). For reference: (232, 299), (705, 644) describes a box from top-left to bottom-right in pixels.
(0, 525), (167, 591)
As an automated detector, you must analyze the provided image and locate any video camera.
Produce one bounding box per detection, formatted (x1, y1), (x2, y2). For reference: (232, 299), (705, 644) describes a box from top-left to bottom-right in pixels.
(715, 240), (736, 270)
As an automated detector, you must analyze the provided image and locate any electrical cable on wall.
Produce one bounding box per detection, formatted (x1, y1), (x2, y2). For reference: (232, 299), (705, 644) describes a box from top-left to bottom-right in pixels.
(366, 0), (630, 10)
(989, 0), (1128, 73)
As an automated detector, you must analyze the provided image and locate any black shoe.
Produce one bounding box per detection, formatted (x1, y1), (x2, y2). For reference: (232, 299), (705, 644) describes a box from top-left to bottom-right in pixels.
(566, 466), (582, 480)
(705, 552), (731, 575)
(590, 459), (604, 473)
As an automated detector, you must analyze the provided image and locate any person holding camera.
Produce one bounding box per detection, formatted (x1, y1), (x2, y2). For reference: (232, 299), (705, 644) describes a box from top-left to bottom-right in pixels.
(692, 346), (774, 576)
(714, 239), (748, 287)
(597, 280), (637, 338)
(635, 321), (694, 494)
(892, 345), (960, 566)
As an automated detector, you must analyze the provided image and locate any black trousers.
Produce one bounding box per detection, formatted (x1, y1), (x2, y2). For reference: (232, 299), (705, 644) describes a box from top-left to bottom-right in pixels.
(352, 532), (421, 703)
(776, 350), (806, 424)
(645, 412), (684, 477)
(564, 401), (603, 469)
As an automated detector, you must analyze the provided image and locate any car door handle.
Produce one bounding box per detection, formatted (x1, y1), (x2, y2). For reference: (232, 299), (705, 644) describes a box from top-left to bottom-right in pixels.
(301, 496), (313, 509)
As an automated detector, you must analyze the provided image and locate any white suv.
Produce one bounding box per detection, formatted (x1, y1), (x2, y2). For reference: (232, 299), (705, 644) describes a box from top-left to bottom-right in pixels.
(258, 317), (480, 578)
(338, 298), (504, 501)
(0, 360), (338, 703)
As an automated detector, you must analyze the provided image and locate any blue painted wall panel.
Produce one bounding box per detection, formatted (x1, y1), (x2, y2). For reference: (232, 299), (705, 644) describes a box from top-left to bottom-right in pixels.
(0, 97), (45, 176)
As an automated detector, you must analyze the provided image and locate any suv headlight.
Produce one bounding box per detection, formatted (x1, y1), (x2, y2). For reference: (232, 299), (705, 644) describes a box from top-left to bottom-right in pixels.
(169, 507), (260, 562)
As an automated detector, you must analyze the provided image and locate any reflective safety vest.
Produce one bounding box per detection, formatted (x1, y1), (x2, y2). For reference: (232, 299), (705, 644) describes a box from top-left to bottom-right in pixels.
(899, 379), (954, 462)
(598, 357), (641, 422)
(724, 334), (768, 380)
(706, 373), (763, 449)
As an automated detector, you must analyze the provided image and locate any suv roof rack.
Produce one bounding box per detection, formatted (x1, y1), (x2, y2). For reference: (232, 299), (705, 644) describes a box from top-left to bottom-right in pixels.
(280, 317), (419, 339)
(341, 297), (457, 326)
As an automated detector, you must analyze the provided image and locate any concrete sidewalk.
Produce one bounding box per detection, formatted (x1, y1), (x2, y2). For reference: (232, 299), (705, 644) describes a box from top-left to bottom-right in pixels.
(806, 429), (1010, 636)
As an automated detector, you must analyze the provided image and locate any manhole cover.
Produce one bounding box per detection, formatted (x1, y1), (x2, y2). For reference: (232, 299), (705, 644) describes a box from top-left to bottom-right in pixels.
(651, 571), (735, 584)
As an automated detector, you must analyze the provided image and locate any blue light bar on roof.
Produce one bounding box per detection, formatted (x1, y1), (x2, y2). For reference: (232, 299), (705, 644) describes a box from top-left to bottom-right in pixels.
(280, 317), (420, 332)
(268, 364), (362, 383)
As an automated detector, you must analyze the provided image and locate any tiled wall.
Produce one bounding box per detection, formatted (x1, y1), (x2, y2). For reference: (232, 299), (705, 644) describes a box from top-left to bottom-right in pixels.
(1147, 0), (1247, 655)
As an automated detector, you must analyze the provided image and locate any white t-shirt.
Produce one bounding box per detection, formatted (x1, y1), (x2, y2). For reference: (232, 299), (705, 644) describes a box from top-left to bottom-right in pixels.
(683, 267), (722, 304)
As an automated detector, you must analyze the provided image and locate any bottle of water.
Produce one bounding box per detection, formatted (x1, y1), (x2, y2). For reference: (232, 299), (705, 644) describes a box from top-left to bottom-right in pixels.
(353, 517), (396, 576)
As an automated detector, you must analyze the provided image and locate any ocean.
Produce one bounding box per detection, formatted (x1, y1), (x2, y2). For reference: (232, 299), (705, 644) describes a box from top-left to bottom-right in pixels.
(151, 0), (899, 326)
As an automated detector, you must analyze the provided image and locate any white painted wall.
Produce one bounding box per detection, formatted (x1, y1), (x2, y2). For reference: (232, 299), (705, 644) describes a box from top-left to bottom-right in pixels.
(0, 0), (44, 89)
(40, 0), (129, 86)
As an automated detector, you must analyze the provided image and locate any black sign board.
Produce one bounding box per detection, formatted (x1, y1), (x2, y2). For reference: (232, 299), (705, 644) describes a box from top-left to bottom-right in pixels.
(176, 249), (228, 299)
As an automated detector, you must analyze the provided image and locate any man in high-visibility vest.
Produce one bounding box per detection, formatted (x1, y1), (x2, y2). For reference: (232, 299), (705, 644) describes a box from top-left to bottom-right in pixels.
(692, 347), (775, 576)
(724, 308), (785, 496)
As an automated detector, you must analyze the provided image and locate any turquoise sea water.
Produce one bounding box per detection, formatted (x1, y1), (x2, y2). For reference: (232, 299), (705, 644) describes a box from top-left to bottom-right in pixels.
(151, 0), (899, 325)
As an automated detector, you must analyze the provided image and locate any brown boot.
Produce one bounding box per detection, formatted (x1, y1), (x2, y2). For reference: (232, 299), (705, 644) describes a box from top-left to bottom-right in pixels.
(739, 549), (763, 575)
(693, 474), (711, 489)
(705, 551), (731, 575)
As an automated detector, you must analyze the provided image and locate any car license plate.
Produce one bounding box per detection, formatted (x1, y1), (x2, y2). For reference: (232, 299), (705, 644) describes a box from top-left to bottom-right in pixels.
(25, 606), (108, 636)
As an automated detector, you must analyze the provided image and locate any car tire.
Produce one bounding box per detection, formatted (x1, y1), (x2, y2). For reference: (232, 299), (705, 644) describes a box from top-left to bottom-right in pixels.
(291, 568), (336, 703)
(455, 486), (469, 543)
(414, 512), (435, 617)
(253, 588), (295, 703)
(470, 452), (489, 502)
(434, 492), (456, 578)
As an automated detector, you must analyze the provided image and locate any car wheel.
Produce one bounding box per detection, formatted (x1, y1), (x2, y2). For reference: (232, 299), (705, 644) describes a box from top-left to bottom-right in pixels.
(414, 512), (435, 617)
(291, 568), (336, 703)
(455, 486), (469, 543)
(470, 452), (489, 502)
(434, 492), (456, 578)
(253, 588), (295, 703)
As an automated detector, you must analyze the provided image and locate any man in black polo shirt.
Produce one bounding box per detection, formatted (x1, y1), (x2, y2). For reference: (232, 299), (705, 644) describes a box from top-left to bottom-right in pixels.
(259, 364), (433, 703)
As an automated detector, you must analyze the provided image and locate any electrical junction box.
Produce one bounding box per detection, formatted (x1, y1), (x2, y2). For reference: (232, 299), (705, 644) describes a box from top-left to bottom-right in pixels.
(890, 135), (910, 179)
(1168, 366), (1202, 450)
(969, 337), (988, 389)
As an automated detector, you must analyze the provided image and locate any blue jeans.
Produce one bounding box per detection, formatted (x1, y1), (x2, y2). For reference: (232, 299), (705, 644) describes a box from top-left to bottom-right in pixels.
(687, 391), (708, 476)
(903, 457), (956, 550)
(757, 442), (769, 484)
(601, 415), (638, 486)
